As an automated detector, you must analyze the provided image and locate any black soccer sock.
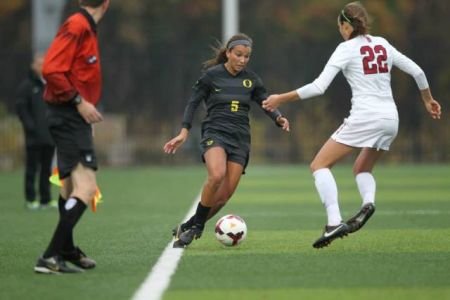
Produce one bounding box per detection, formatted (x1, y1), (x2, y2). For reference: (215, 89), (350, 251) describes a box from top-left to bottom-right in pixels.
(193, 202), (211, 230)
(43, 197), (87, 258)
(57, 195), (76, 252)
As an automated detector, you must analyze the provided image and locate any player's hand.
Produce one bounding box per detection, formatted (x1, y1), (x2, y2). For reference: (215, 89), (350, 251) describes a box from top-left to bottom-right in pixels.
(262, 94), (281, 112)
(77, 99), (103, 124)
(276, 116), (290, 132)
(163, 129), (188, 154)
(425, 99), (441, 120)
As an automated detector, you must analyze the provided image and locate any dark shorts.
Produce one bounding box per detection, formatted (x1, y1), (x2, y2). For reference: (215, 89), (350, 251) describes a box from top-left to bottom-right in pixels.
(200, 133), (250, 173)
(47, 104), (98, 179)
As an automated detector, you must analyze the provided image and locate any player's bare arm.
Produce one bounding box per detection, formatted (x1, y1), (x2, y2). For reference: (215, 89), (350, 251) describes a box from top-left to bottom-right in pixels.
(163, 128), (189, 154)
(262, 91), (300, 112)
(420, 89), (441, 120)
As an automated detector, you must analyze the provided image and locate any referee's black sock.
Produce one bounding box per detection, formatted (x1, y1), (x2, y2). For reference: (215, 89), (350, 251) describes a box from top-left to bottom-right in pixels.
(43, 197), (87, 258)
(193, 202), (211, 230)
(58, 194), (65, 216)
(58, 195), (77, 252)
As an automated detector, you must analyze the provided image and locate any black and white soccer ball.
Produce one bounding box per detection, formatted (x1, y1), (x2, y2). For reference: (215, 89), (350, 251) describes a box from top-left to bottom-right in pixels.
(214, 214), (247, 247)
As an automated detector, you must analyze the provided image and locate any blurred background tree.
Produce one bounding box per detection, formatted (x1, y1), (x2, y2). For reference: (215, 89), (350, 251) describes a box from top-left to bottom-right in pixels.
(0, 0), (448, 169)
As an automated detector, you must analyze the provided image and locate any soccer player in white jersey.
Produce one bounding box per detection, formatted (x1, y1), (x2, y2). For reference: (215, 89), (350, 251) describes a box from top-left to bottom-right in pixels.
(262, 1), (441, 249)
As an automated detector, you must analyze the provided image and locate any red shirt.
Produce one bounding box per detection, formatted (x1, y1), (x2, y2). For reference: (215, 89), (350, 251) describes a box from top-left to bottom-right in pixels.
(43, 9), (102, 105)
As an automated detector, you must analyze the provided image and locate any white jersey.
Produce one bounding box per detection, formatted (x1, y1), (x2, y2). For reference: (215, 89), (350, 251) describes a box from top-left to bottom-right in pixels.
(296, 35), (429, 120)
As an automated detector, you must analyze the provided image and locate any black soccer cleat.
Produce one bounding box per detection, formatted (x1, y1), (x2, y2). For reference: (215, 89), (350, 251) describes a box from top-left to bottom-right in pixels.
(172, 225), (203, 248)
(172, 224), (187, 240)
(34, 255), (83, 274)
(345, 203), (376, 234)
(312, 223), (349, 249)
(61, 247), (96, 269)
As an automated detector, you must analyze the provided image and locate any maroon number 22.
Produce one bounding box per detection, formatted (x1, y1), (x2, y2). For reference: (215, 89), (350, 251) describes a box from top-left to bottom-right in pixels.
(360, 45), (388, 74)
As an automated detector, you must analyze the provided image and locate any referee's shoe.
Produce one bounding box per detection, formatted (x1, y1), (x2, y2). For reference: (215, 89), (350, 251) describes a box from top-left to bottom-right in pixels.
(34, 255), (83, 274)
(62, 247), (96, 269)
(346, 203), (376, 233)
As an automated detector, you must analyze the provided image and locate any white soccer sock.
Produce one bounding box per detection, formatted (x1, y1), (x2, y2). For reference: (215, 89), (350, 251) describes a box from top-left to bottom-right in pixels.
(355, 172), (376, 206)
(313, 168), (342, 226)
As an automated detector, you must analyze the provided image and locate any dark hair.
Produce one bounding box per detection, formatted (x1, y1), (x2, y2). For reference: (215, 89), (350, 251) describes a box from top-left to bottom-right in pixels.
(339, 2), (371, 39)
(203, 33), (253, 69)
(79, 0), (107, 8)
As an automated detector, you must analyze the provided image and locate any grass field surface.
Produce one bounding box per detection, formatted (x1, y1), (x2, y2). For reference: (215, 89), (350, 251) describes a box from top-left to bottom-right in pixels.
(0, 164), (449, 300)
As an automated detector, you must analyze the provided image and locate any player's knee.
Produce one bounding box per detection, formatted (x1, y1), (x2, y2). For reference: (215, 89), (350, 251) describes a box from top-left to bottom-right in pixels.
(208, 171), (226, 187)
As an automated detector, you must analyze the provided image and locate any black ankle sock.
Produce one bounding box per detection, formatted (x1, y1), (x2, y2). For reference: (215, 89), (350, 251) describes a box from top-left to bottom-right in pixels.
(193, 202), (211, 230)
(43, 197), (87, 258)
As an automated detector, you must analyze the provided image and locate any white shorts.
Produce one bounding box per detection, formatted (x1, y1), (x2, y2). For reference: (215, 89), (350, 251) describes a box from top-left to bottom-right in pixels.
(331, 118), (398, 151)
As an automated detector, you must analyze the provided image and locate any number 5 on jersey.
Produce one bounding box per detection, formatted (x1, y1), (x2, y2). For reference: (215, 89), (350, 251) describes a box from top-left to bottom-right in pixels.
(231, 100), (239, 112)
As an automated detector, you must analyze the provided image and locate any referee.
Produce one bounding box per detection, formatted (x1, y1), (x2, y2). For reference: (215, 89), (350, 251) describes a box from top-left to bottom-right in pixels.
(34, 0), (110, 274)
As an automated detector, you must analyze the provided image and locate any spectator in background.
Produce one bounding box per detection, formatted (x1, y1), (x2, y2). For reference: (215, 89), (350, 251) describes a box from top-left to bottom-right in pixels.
(16, 53), (56, 210)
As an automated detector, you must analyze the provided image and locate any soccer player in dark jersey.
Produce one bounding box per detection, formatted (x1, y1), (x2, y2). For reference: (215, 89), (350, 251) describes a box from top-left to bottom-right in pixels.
(164, 33), (290, 248)
(34, 0), (110, 274)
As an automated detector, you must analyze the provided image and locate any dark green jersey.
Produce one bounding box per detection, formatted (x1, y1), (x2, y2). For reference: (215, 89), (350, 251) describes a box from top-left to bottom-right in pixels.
(182, 64), (282, 147)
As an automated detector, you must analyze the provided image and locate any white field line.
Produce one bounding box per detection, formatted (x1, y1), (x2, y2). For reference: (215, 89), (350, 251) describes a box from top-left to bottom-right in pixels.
(131, 195), (199, 300)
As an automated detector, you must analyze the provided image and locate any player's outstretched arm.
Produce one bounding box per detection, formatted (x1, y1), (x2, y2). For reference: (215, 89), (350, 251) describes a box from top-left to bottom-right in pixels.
(262, 91), (300, 112)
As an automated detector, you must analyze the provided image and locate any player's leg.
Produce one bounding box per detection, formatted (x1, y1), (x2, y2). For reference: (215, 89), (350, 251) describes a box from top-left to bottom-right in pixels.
(206, 161), (244, 220)
(173, 147), (227, 248)
(173, 160), (242, 239)
(310, 138), (354, 248)
(346, 148), (384, 233)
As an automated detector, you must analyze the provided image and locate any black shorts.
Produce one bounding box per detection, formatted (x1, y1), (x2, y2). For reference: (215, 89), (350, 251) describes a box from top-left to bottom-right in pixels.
(200, 133), (250, 173)
(47, 104), (98, 179)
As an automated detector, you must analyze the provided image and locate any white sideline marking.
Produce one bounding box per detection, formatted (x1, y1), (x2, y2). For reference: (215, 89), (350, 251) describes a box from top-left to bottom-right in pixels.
(131, 196), (199, 300)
